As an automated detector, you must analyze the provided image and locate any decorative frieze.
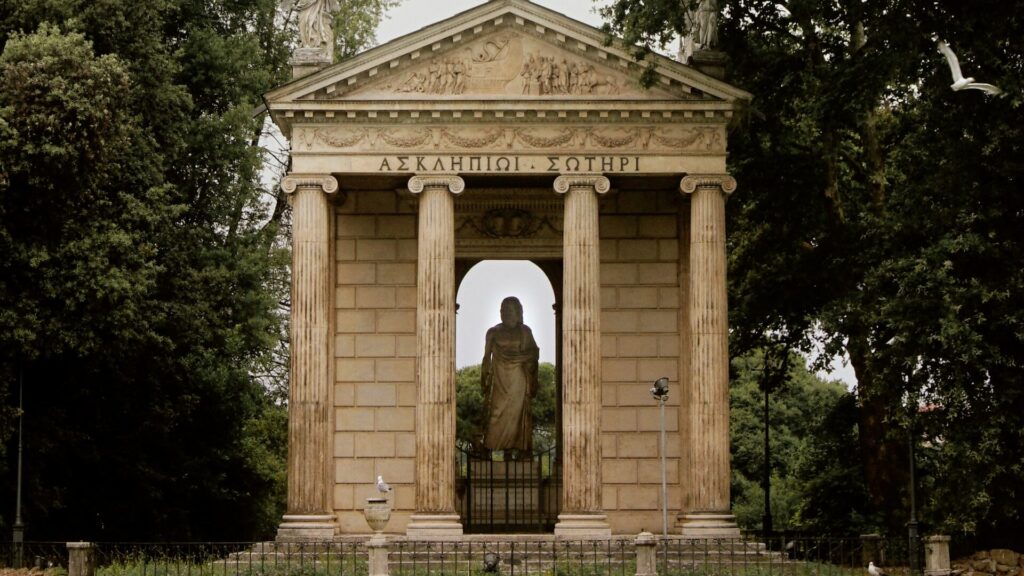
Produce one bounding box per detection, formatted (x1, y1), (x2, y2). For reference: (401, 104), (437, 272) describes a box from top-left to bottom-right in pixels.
(294, 125), (726, 154)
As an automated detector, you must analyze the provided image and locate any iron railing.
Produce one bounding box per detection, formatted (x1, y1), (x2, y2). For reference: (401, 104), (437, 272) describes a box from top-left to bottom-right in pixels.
(0, 536), (929, 576)
(456, 446), (560, 533)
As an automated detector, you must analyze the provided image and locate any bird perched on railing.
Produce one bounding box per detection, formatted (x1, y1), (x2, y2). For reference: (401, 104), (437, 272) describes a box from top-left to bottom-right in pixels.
(937, 40), (1003, 96)
(868, 561), (888, 576)
(376, 475), (392, 495)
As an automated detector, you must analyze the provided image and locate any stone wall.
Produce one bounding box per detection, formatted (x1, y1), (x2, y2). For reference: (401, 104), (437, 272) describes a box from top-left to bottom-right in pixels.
(333, 189), (419, 533)
(330, 185), (686, 534)
(954, 550), (1024, 576)
(598, 187), (683, 533)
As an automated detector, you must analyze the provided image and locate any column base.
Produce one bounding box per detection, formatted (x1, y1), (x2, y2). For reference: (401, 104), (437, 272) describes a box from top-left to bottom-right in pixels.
(677, 513), (740, 538)
(276, 514), (337, 542)
(405, 514), (463, 539)
(554, 513), (611, 538)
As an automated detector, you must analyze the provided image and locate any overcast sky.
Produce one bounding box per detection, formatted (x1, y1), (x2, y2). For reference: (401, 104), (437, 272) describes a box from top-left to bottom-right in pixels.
(375, 0), (609, 45)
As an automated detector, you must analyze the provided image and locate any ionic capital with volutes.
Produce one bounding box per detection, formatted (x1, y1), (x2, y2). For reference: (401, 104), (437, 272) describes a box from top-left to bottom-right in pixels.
(281, 173), (339, 195)
(679, 174), (737, 196)
(553, 174), (611, 195)
(408, 174), (465, 195)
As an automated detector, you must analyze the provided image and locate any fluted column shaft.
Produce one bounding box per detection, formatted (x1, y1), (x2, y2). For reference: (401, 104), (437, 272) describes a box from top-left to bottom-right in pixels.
(679, 174), (739, 537)
(554, 175), (610, 536)
(278, 174), (339, 541)
(408, 175), (464, 535)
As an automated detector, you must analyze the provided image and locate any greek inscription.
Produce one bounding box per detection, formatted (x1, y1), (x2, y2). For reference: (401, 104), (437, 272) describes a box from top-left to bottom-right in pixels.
(372, 155), (641, 173)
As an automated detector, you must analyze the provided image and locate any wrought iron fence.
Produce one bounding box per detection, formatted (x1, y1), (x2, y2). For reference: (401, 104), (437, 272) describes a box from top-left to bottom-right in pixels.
(0, 536), (929, 576)
(0, 541), (67, 569)
(390, 538), (633, 576)
(456, 446), (560, 533)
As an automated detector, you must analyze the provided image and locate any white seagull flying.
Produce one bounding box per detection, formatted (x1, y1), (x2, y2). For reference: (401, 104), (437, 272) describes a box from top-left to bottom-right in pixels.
(937, 40), (1003, 96)
(376, 475), (392, 494)
(868, 562), (888, 576)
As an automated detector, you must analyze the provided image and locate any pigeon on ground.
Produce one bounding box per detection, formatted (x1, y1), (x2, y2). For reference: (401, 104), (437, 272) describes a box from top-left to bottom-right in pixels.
(376, 475), (392, 494)
(869, 562), (888, 576)
(937, 40), (1003, 96)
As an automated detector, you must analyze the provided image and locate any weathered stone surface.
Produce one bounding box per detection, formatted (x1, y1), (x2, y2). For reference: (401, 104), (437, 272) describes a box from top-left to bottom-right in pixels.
(993, 551), (1020, 568)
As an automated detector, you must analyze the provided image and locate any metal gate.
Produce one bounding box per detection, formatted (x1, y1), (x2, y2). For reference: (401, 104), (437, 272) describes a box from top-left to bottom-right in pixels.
(455, 447), (560, 533)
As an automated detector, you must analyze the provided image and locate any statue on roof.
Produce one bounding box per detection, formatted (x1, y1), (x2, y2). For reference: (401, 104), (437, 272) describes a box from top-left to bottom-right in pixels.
(292, 0), (340, 50)
(682, 0), (721, 62)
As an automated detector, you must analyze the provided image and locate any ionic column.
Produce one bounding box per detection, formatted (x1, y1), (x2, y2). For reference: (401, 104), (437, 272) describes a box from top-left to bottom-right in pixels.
(277, 174), (340, 542)
(678, 174), (740, 538)
(406, 174), (464, 538)
(553, 174), (611, 537)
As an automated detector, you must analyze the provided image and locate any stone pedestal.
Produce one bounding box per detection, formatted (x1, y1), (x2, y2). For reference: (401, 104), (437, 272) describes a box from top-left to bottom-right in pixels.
(406, 174), (465, 538)
(290, 47), (332, 80)
(925, 535), (952, 576)
(688, 50), (729, 80)
(553, 174), (611, 537)
(67, 542), (95, 576)
(635, 532), (657, 576)
(678, 174), (739, 538)
(277, 174), (340, 541)
(367, 534), (390, 576)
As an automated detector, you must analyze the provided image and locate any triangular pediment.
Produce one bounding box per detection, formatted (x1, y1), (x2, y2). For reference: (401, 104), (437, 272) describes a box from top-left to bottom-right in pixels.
(265, 0), (751, 107)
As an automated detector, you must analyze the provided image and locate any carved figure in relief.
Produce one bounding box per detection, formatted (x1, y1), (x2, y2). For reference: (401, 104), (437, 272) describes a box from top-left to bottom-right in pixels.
(481, 297), (539, 454)
(515, 52), (619, 96)
(452, 60), (467, 94)
(520, 54), (537, 94)
(293, 0), (340, 49)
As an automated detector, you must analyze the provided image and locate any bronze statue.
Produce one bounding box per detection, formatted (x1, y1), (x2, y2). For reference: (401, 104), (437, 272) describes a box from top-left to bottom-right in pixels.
(481, 297), (539, 454)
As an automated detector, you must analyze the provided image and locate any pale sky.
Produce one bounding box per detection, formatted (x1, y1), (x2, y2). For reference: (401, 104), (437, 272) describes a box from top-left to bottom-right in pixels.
(375, 0), (609, 45)
(456, 261), (556, 367)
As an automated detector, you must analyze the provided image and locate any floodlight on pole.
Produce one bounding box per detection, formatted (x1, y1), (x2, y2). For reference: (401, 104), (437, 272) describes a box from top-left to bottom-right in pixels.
(650, 377), (670, 538)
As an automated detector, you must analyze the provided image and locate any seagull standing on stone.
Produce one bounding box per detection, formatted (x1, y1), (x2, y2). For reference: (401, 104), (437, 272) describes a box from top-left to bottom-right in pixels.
(869, 562), (888, 576)
(376, 475), (392, 496)
(937, 40), (1003, 96)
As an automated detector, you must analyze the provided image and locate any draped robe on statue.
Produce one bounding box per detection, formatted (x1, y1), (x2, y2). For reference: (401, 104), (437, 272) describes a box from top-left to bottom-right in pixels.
(482, 322), (539, 452)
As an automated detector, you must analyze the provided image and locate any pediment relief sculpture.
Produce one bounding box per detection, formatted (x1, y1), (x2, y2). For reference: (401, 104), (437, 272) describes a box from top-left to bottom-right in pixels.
(345, 32), (670, 99)
(294, 124), (726, 154)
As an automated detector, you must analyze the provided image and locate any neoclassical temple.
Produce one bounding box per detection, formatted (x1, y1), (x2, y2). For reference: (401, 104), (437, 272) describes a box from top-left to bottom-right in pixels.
(265, 0), (750, 540)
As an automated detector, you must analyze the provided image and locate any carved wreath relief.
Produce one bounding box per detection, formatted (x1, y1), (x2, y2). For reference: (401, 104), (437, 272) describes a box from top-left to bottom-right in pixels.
(295, 125), (726, 154)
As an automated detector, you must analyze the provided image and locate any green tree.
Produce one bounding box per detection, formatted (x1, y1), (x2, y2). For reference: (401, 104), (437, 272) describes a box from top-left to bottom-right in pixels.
(730, 350), (858, 532)
(0, 0), (295, 540)
(602, 0), (1024, 540)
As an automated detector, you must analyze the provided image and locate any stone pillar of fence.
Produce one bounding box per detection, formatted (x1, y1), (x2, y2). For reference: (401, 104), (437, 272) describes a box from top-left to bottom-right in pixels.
(925, 535), (951, 576)
(368, 534), (390, 576)
(635, 531), (658, 576)
(67, 542), (95, 576)
(861, 534), (883, 566)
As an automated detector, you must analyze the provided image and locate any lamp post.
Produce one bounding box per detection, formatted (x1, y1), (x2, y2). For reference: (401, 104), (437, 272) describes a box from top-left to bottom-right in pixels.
(908, 421), (919, 575)
(762, 381), (772, 539)
(650, 377), (670, 538)
(13, 367), (25, 568)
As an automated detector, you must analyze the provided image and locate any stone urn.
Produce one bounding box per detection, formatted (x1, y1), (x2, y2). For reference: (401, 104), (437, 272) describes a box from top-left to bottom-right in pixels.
(364, 498), (391, 533)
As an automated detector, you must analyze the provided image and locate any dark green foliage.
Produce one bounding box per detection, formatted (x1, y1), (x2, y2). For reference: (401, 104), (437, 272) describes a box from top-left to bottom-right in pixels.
(603, 0), (1024, 541)
(0, 0), (296, 541)
(730, 350), (867, 533)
